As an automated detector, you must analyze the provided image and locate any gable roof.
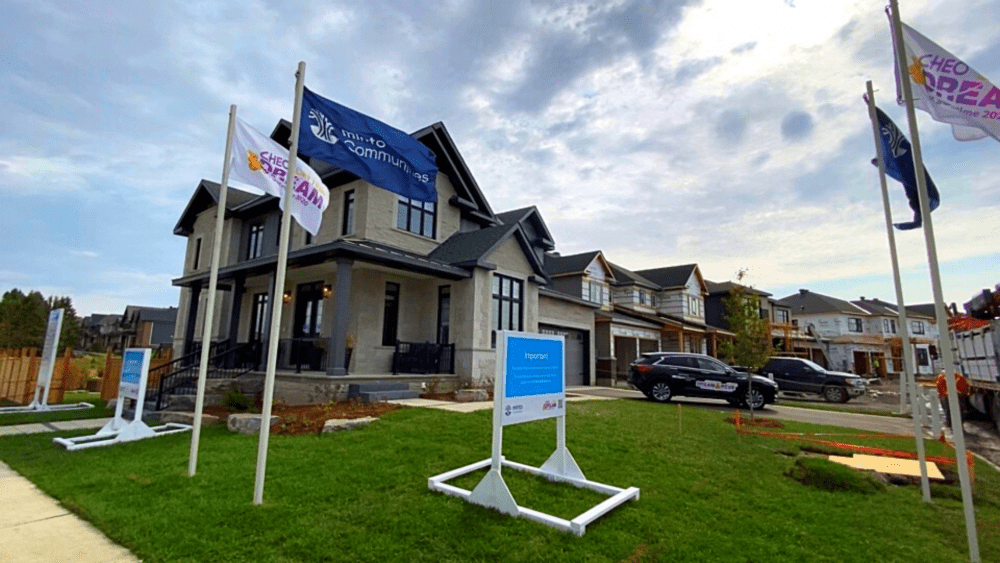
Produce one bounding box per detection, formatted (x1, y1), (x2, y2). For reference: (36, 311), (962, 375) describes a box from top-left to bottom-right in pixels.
(634, 264), (706, 293)
(607, 262), (658, 289)
(429, 222), (548, 280)
(776, 289), (869, 315)
(174, 180), (262, 236)
(543, 251), (615, 282)
(704, 280), (772, 297)
(905, 303), (938, 320)
(123, 306), (178, 324)
(496, 206), (555, 251)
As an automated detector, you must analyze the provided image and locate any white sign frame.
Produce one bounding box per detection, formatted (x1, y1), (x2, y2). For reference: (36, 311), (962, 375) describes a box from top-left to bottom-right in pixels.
(0, 308), (94, 414)
(54, 348), (190, 451)
(429, 331), (639, 536)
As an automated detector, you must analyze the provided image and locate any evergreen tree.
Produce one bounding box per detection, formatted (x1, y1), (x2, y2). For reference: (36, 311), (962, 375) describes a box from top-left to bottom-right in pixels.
(0, 288), (82, 351)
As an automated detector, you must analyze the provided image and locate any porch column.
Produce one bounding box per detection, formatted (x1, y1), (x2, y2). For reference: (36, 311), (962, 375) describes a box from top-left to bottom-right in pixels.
(259, 270), (277, 370)
(184, 284), (202, 356)
(227, 274), (246, 347)
(327, 259), (353, 376)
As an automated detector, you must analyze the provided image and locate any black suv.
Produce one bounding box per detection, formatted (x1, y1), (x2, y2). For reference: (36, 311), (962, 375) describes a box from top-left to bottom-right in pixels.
(758, 357), (866, 403)
(629, 352), (778, 409)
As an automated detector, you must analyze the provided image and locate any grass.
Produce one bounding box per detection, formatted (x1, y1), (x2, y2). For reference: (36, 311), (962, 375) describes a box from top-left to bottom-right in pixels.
(0, 390), (112, 426)
(1, 400), (998, 562)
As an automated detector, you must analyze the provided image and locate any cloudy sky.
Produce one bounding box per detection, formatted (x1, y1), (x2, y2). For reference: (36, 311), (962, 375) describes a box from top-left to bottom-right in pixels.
(2, 0), (998, 318)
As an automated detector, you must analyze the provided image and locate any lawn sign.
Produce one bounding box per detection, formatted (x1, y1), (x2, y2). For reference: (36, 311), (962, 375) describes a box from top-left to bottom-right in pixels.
(428, 331), (639, 536)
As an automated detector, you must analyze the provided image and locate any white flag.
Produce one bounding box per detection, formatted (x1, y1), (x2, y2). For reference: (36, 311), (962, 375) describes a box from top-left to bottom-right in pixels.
(229, 118), (329, 235)
(895, 20), (1000, 142)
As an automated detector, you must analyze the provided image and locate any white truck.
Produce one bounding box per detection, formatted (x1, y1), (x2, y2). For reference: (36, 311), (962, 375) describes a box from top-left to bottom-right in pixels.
(951, 285), (1000, 435)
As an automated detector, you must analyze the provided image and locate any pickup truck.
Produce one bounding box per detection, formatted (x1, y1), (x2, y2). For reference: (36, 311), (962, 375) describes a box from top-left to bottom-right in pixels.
(758, 357), (866, 403)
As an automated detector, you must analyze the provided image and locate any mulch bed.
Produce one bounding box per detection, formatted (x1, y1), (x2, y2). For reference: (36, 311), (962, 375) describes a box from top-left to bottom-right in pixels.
(204, 400), (400, 436)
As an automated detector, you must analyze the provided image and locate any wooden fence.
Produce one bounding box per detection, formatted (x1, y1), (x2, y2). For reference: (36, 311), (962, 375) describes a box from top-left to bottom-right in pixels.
(99, 348), (174, 401)
(0, 348), (75, 406)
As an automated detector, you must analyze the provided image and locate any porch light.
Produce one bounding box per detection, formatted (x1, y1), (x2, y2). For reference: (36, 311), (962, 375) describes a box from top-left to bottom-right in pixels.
(323, 284), (332, 298)
(282, 290), (292, 304)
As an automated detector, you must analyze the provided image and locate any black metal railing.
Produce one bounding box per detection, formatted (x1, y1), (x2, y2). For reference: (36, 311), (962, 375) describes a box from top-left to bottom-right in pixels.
(149, 341), (261, 411)
(392, 341), (455, 375)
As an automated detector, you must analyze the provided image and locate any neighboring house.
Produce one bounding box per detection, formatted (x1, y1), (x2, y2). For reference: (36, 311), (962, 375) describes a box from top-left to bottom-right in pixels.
(850, 297), (938, 376)
(79, 314), (122, 351)
(704, 281), (810, 359)
(171, 121), (566, 387)
(120, 306), (178, 350)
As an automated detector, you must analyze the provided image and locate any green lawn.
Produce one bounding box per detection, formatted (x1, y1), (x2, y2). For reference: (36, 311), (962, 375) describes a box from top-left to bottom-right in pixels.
(1, 400), (997, 563)
(0, 391), (112, 426)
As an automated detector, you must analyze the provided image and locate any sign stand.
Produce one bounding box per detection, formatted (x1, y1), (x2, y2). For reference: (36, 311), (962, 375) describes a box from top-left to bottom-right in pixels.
(429, 332), (639, 536)
(54, 348), (190, 451)
(0, 309), (93, 414)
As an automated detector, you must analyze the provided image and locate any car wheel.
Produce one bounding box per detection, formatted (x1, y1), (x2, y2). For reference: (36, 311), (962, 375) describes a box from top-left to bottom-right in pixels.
(744, 388), (766, 410)
(649, 380), (672, 403)
(823, 386), (848, 403)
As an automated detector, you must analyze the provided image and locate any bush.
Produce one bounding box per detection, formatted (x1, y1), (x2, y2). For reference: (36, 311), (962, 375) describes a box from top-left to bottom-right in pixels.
(222, 390), (254, 412)
(785, 456), (886, 494)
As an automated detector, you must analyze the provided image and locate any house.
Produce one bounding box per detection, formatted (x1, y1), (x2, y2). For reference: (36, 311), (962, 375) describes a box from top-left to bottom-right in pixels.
(79, 313), (122, 351)
(171, 121), (572, 391)
(850, 297), (939, 376)
(775, 289), (939, 377)
(119, 306), (178, 350)
(704, 281), (815, 360)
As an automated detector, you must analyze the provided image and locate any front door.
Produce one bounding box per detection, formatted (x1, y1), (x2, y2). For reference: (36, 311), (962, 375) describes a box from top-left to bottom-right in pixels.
(853, 351), (869, 376)
(293, 282), (324, 369)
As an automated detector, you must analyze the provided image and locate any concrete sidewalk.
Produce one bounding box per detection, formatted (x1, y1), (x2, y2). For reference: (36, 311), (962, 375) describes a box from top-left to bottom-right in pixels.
(0, 418), (141, 563)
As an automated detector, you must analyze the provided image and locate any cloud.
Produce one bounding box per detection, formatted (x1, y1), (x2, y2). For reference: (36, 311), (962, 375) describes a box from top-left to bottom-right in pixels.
(714, 110), (748, 145)
(780, 111), (814, 141)
(731, 41), (757, 54)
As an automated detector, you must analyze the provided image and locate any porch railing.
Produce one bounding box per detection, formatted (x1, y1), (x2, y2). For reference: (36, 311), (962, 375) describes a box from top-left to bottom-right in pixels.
(392, 341), (455, 375)
(148, 341), (261, 411)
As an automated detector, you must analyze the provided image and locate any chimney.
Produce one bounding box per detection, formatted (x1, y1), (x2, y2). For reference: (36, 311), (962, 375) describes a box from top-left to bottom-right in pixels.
(860, 296), (866, 301)
(799, 289), (808, 295)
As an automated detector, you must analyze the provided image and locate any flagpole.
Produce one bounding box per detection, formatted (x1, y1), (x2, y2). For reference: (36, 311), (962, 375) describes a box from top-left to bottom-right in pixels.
(253, 61), (306, 506)
(889, 1), (979, 560)
(865, 81), (930, 501)
(188, 104), (237, 477)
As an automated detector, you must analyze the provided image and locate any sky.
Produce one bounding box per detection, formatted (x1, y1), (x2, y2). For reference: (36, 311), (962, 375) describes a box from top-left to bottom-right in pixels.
(1, 0), (998, 319)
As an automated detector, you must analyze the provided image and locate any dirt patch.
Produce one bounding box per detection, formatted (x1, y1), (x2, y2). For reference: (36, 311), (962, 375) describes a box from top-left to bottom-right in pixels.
(204, 400), (400, 436)
(725, 415), (784, 428)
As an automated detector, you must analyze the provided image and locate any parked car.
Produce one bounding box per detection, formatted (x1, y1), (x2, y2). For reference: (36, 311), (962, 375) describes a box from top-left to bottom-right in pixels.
(629, 352), (778, 409)
(757, 357), (866, 403)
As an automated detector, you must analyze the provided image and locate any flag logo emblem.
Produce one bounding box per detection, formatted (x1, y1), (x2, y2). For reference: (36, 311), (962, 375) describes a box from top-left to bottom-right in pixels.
(247, 150), (263, 172)
(309, 109), (339, 145)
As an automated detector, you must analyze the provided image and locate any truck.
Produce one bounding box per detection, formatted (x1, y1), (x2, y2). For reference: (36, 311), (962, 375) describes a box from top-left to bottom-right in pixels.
(951, 284), (1000, 435)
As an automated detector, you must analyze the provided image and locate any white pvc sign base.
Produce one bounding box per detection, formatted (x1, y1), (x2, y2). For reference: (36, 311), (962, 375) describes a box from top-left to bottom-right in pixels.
(428, 332), (639, 536)
(54, 348), (190, 451)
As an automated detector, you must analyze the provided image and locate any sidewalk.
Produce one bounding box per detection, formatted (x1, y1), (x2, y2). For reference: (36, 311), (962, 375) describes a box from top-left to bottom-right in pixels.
(387, 387), (617, 412)
(0, 419), (141, 562)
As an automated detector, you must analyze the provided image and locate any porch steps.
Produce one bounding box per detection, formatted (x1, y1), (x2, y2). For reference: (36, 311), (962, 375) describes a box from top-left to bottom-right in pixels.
(348, 382), (420, 403)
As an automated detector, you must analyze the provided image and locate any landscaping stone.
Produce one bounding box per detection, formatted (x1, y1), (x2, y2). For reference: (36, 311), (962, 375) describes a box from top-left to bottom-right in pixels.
(321, 417), (377, 434)
(159, 411), (219, 426)
(227, 413), (281, 434)
(455, 389), (489, 402)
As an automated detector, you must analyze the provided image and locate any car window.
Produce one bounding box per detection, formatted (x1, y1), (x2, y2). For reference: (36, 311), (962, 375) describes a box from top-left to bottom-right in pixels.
(659, 357), (687, 367)
(695, 357), (725, 372)
(634, 355), (660, 365)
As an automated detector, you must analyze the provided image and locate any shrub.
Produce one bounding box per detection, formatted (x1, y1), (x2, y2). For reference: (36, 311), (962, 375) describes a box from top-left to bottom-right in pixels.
(785, 457), (886, 494)
(222, 390), (254, 412)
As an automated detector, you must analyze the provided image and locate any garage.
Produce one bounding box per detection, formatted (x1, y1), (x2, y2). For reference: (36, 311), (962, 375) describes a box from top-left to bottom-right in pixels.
(540, 324), (589, 386)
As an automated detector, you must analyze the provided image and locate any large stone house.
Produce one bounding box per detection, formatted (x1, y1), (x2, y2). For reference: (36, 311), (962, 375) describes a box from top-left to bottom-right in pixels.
(171, 121), (575, 389)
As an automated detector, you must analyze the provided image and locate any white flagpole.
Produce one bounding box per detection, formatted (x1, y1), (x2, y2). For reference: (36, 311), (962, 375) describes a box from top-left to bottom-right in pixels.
(188, 104), (237, 477)
(865, 81), (930, 501)
(253, 61), (306, 505)
(889, 2), (979, 560)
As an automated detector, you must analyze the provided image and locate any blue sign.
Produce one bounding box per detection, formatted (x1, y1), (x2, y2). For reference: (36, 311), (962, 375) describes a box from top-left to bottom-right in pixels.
(121, 350), (144, 385)
(505, 336), (564, 398)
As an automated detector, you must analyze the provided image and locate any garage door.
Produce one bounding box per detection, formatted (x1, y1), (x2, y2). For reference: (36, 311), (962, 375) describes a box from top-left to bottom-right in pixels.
(539, 325), (588, 386)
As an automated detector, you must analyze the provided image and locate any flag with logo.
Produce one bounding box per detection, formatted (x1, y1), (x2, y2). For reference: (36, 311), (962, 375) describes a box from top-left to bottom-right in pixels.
(889, 12), (1000, 142)
(297, 87), (437, 202)
(868, 101), (941, 230)
(229, 118), (329, 236)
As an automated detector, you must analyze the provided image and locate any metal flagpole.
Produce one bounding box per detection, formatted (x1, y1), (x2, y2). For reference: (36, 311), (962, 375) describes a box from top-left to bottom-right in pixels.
(864, 81), (930, 501)
(188, 104), (238, 477)
(888, 1), (979, 559)
(254, 61), (306, 506)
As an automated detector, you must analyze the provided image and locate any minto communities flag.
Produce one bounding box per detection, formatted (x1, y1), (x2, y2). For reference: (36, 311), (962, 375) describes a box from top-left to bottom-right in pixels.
(297, 87), (438, 202)
(229, 118), (329, 236)
(889, 12), (1000, 142)
(869, 101), (941, 230)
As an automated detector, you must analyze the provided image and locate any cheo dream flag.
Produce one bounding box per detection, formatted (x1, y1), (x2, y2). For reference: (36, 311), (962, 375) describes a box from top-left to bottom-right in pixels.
(229, 118), (329, 236)
(889, 12), (1000, 142)
(297, 87), (438, 203)
(867, 99), (941, 231)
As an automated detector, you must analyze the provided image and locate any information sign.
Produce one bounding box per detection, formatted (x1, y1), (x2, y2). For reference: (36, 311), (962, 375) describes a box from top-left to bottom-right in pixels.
(119, 349), (147, 401)
(502, 334), (565, 426)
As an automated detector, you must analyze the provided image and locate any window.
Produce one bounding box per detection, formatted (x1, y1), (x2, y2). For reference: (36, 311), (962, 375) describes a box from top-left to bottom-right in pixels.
(916, 347), (929, 366)
(247, 222), (264, 259)
(883, 319), (897, 334)
(775, 309), (790, 324)
(276, 216), (282, 246)
(342, 189), (355, 235)
(396, 197), (435, 238)
(638, 290), (646, 305)
(589, 281), (603, 304)
(437, 286), (450, 344)
(192, 238), (202, 270)
(249, 293), (268, 341)
(759, 308), (769, 320)
(911, 320), (926, 335)
(305, 229), (312, 245)
(382, 282), (400, 346)
(492, 274), (523, 347)
(848, 318), (863, 333)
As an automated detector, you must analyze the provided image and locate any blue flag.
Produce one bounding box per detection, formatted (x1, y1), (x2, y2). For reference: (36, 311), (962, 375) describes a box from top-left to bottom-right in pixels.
(298, 87), (438, 202)
(869, 102), (940, 230)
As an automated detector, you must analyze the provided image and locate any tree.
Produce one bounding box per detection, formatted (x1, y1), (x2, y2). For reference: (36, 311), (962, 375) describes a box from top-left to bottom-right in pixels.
(717, 270), (772, 421)
(0, 288), (82, 351)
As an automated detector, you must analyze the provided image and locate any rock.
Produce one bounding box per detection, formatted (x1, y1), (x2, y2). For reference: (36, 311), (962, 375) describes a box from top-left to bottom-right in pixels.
(159, 411), (219, 426)
(455, 389), (489, 402)
(321, 416), (377, 434)
(227, 413), (281, 434)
